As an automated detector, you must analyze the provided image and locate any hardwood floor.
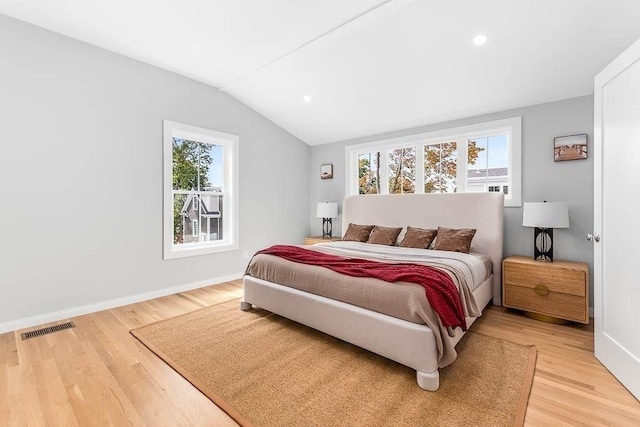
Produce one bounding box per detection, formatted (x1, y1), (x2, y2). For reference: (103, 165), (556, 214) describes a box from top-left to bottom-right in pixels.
(1, 281), (638, 426)
(472, 307), (639, 426)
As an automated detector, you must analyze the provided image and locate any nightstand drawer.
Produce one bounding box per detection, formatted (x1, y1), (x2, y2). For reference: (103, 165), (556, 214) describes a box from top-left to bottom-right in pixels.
(503, 262), (586, 297)
(504, 284), (587, 323)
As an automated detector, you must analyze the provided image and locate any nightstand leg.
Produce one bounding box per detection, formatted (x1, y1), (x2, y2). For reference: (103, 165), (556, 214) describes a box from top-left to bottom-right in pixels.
(524, 311), (569, 324)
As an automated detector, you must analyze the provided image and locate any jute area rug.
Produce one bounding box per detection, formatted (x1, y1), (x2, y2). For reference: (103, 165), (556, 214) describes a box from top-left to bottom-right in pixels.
(131, 299), (536, 427)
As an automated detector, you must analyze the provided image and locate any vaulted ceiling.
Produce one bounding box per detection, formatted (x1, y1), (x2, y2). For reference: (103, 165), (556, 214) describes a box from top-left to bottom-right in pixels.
(2, 0), (640, 145)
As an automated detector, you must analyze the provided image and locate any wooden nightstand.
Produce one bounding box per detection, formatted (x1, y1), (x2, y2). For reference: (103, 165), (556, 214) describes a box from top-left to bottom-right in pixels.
(502, 256), (589, 324)
(304, 236), (341, 245)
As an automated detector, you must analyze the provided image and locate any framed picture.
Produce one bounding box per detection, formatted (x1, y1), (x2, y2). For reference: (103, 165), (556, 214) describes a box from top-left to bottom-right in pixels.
(320, 164), (333, 179)
(554, 133), (588, 162)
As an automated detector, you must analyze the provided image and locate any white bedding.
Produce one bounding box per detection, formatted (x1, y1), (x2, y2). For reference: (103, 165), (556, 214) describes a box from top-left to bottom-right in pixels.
(308, 241), (491, 291)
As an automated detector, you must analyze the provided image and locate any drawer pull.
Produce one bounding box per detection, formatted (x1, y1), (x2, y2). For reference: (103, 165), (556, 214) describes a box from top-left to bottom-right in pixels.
(534, 284), (550, 296)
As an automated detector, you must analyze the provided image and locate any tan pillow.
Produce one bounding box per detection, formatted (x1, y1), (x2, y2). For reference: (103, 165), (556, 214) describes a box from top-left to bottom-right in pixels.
(343, 223), (374, 242)
(367, 225), (403, 246)
(433, 227), (477, 253)
(399, 226), (437, 249)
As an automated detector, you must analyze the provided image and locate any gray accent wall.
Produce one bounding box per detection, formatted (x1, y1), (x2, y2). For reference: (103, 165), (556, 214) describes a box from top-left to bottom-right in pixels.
(0, 15), (309, 326)
(309, 96), (594, 306)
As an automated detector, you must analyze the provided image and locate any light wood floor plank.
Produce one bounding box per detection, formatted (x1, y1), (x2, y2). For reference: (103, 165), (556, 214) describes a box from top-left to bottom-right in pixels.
(1, 282), (638, 426)
(7, 364), (44, 426)
(0, 362), (7, 424)
(472, 307), (640, 426)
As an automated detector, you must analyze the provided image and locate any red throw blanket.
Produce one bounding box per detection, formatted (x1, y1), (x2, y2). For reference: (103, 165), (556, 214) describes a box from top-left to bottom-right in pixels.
(254, 245), (467, 331)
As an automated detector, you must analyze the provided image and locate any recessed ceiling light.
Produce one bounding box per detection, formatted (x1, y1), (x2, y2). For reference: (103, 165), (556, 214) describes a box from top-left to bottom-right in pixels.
(473, 35), (487, 46)
(303, 96), (311, 103)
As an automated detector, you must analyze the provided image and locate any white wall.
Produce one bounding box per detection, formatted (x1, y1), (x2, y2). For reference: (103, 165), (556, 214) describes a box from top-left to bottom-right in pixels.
(309, 96), (594, 305)
(0, 15), (310, 329)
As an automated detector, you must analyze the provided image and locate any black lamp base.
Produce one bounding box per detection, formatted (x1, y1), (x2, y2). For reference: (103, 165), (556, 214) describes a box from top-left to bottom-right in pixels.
(322, 218), (333, 239)
(534, 227), (554, 262)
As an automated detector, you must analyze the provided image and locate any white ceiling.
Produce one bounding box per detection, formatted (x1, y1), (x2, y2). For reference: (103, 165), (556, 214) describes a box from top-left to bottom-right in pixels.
(2, 0), (640, 145)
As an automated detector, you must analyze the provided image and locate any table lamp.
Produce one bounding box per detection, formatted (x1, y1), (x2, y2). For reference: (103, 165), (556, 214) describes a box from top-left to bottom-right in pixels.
(522, 201), (569, 262)
(316, 202), (338, 239)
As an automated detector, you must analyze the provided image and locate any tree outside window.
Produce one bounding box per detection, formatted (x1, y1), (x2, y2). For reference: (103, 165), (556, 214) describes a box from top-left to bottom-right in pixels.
(358, 152), (380, 194)
(389, 147), (416, 194)
(423, 141), (484, 193)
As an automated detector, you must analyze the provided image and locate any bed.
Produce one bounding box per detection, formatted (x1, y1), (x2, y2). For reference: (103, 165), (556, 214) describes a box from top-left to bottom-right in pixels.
(241, 192), (504, 391)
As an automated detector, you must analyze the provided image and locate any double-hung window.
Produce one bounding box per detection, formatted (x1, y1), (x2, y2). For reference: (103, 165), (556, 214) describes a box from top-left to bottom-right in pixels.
(163, 121), (239, 259)
(346, 117), (521, 207)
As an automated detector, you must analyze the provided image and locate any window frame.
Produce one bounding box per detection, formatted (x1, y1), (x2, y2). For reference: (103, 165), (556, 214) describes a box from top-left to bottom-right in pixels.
(163, 120), (239, 260)
(345, 117), (522, 207)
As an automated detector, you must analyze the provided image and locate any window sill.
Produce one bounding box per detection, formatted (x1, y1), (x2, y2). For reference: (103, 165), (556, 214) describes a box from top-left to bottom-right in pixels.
(163, 241), (239, 259)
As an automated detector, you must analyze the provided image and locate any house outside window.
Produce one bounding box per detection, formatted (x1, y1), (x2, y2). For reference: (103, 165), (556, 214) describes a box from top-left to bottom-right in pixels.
(163, 121), (239, 259)
(345, 117), (522, 207)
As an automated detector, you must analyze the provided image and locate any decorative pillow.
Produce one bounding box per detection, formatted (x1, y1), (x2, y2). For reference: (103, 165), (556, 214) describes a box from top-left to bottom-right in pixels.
(367, 225), (403, 246)
(399, 226), (437, 249)
(433, 227), (477, 253)
(343, 223), (374, 242)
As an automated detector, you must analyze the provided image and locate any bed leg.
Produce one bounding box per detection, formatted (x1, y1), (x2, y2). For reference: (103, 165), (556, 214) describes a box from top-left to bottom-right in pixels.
(240, 301), (252, 311)
(416, 370), (439, 391)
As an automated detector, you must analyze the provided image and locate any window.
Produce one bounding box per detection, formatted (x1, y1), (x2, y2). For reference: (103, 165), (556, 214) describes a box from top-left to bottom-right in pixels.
(345, 117), (521, 207)
(467, 135), (509, 195)
(388, 147), (415, 194)
(425, 142), (457, 193)
(358, 152), (380, 194)
(163, 121), (239, 259)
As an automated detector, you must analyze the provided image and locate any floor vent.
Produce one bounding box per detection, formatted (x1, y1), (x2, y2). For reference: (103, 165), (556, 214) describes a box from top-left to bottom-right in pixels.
(21, 322), (76, 340)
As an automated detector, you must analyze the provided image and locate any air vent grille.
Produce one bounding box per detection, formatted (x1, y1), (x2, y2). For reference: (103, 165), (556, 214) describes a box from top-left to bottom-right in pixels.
(21, 322), (76, 340)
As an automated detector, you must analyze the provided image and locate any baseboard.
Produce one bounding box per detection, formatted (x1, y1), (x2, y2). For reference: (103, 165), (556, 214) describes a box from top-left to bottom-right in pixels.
(0, 273), (244, 335)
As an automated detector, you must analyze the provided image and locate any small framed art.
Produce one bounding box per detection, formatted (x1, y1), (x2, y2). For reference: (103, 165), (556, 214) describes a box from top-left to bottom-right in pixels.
(320, 164), (333, 179)
(554, 134), (587, 162)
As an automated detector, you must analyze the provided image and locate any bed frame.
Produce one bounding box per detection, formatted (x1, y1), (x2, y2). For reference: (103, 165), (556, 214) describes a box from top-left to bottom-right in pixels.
(241, 193), (504, 390)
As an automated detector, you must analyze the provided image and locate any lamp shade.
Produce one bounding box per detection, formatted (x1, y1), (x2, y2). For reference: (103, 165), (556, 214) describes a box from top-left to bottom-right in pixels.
(316, 202), (338, 218)
(522, 202), (569, 228)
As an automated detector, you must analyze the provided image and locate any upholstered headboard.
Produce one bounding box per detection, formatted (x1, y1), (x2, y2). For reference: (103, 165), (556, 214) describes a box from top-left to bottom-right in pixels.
(342, 193), (504, 305)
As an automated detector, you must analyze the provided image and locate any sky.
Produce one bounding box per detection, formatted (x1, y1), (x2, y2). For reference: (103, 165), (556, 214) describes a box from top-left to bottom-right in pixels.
(469, 135), (508, 170)
(207, 144), (224, 188)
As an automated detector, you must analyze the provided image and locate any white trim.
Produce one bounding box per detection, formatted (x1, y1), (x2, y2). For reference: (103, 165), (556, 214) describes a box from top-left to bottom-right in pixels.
(0, 273), (244, 334)
(174, 190), (226, 195)
(508, 117), (522, 208)
(344, 117), (522, 206)
(163, 120), (240, 259)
